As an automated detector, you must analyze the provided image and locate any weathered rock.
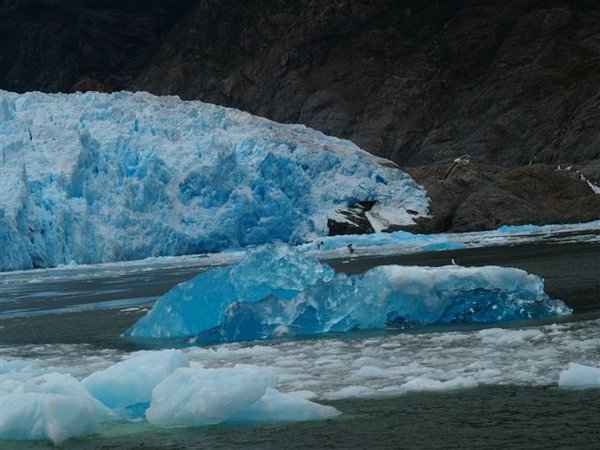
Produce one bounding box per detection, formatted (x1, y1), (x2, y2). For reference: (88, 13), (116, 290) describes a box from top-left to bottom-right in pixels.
(405, 162), (600, 233)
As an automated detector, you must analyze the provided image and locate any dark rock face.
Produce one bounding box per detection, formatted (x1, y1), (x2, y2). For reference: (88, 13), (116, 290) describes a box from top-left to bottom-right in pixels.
(0, 0), (191, 93)
(406, 162), (600, 232)
(1, 0), (599, 233)
(327, 201), (376, 236)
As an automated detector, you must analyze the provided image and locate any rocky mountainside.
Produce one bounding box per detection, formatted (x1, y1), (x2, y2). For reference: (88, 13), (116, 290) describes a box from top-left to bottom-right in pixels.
(2, 0), (599, 232)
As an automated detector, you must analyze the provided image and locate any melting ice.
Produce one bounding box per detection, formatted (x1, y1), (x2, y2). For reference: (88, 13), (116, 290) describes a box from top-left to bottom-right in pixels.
(0, 352), (340, 445)
(125, 243), (572, 343)
(2, 318), (598, 445)
(0, 90), (427, 271)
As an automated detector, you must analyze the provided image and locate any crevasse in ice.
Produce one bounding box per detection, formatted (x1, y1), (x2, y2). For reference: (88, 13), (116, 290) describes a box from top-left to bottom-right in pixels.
(0, 90), (428, 271)
(125, 243), (572, 343)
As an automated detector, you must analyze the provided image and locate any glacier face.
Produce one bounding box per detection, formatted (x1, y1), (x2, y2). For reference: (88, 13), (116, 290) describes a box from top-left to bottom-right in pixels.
(125, 243), (572, 344)
(0, 90), (428, 271)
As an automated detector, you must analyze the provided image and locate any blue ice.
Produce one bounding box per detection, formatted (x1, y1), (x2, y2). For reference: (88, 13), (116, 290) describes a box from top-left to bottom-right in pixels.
(126, 243), (572, 344)
(0, 90), (428, 271)
(125, 243), (333, 338)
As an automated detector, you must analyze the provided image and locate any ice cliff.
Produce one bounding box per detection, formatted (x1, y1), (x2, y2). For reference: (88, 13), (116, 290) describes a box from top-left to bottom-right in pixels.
(125, 243), (572, 343)
(0, 90), (428, 271)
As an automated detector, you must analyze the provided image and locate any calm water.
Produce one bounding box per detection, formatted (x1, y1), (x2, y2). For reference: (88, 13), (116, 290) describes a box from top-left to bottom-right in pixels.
(1, 238), (599, 449)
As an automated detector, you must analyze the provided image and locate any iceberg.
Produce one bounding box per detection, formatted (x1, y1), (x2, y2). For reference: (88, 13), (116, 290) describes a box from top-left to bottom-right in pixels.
(558, 363), (600, 389)
(0, 369), (114, 445)
(125, 243), (334, 338)
(126, 243), (572, 343)
(1, 356), (339, 445)
(146, 366), (339, 427)
(82, 350), (189, 415)
(0, 90), (428, 271)
(146, 365), (272, 426)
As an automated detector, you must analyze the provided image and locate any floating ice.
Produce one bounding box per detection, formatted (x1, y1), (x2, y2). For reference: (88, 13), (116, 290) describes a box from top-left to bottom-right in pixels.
(125, 243), (333, 338)
(0, 90), (428, 271)
(82, 350), (189, 415)
(228, 387), (341, 423)
(301, 229), (466, 253)
(558, 363), (600, 389)
(126, 243), (571, 343)
(146, 365), (276, 426)
(300, 219), (600, 257)
(0, 371), (114, 445)
(146, 365), (339, 426)
(0, 358), (339, 444)
(323, 376), (479, 400)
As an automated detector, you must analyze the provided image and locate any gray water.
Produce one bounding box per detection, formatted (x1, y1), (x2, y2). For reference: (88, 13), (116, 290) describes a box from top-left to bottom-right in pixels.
(1, 238), (599, 449)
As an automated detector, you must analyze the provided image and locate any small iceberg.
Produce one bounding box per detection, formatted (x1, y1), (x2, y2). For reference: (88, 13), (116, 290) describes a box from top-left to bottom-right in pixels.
(558, 363), (600, 389)
(124, 243), (572, 344)
(0, 352), (339, 445)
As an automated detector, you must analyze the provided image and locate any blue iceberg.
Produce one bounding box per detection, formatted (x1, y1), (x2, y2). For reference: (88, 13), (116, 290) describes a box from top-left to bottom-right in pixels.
(0, 90), (428, 271)
(125, 243), (334, 338)
(125, 244), (572, 344)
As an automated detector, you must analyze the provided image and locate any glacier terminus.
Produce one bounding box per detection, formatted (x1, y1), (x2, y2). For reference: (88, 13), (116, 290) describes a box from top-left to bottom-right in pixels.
(0, 90), (428, 271)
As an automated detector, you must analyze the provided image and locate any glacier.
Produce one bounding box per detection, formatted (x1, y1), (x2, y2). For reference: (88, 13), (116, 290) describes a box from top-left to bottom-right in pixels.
(0, 353), (340, 445)
(0, 90), (428, 271)
(125, 243), (572, 343)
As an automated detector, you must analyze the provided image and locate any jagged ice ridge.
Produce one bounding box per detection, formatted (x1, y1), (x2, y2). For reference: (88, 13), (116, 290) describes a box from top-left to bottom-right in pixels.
(0, 90), (428, 271)
(125, 243), (572, 343)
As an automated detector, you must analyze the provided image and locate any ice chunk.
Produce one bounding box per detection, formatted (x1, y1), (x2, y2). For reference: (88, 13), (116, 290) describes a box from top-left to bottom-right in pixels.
(1, 393), (100, 444)
(324, 377), (478, 400)
(125, 243), (334, 338)
(228, 388), (340, 423)
(200, 264), (571, 343)
(146, 366), (278, 426)
(300, 229), (465, 254)
(0, 358), (44, 375)
(0, 370), (113, 444)
(558, 363), (600, 389)
(128, 243), (571, 344)
(0, 90), (428, 271)
(82, 350), (189, 414)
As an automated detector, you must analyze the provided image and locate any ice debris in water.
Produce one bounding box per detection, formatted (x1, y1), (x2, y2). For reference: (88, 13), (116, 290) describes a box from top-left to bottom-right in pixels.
(558, 363), (600, 389)
(0, 364), (114, 445)
(0, 353), (339, 445)
(0, 90), (427, 271)
(125, 243), (572, 344)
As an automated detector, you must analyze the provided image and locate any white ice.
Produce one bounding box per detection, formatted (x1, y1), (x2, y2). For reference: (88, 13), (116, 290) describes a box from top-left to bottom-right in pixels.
(558, 363), (600, 389)
(0, 353), (341, 444)
(82, 350), (189, 413)
(0, 368), (114, 444)
(5, 330), (596, 445)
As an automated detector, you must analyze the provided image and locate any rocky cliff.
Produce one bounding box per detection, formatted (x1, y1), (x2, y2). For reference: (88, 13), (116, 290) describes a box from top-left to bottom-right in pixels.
(2, 0), (599, 232)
